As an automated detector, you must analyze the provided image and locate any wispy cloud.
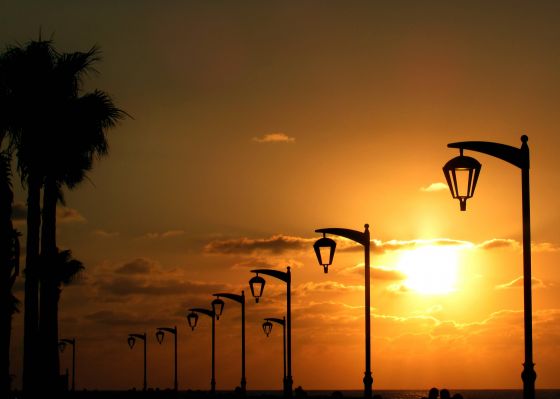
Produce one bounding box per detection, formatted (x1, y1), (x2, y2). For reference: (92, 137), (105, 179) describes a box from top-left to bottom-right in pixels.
(478, 238), (518, 250)
(532, 242), (560, 252)
(115, 258), (155, 275)
(339, 264), (407, 281)
(92, 229), (120, 238)
(495, 276), (546, 290)
(420, 182), (448, 192)
(252, 132), (295, 143)
(57, 206), (86, 223)
(204, 234), (313, 254)
(139, 230), (185, 239)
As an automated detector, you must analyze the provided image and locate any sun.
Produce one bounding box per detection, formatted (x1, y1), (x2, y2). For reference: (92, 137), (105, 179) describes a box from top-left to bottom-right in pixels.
(397, 245), (460, 295)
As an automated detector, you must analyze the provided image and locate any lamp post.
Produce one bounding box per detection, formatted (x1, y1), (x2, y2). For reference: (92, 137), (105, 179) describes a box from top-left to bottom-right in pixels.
(442, 135), (536, 399)
(262, 317), (286, 389)
(213, 291), (247, 394)
(249, 267), (292, 398)
(58, 338), (76, 391)
(156, 326), (178, 391)
(313, 224), (373, 399)
(188, 308), (217, 395)
(128, 333), (147, 391)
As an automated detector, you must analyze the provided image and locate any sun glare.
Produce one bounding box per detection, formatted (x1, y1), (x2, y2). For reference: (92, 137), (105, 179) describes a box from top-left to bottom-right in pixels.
(397, 246), (460, 295)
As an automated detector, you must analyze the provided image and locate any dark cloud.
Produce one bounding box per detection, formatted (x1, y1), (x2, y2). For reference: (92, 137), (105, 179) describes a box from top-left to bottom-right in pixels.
(204, 234), (314, 254)
(97, 276), (225, 297)
(84, 310), (168, 326)
(115, 258), (154, 275)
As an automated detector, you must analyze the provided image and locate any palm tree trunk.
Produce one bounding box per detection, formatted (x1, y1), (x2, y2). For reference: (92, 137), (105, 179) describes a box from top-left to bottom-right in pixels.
(39, 177), (59, 392)
(22, 174), (41, 393)
(0, 153), (17, 398)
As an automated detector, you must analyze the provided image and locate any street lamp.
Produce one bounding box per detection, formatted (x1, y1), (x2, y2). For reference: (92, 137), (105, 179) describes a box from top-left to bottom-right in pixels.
(314, 224), (373, 399)
(249, 267), (292, 398)
(262, 317), (286, 390)
(59, 338), (76, 391)
(188, 308), (217, 395)
(128, 333), (147, 391)
(213, 291), (247, 394)
(156, 326), (178, 391)
(442, 135), (536, 399)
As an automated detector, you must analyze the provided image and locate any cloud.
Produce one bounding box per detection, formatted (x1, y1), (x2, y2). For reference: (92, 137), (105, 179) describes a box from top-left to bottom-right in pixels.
(115, 258), (154, 275)
(252, 132), (295, 143)
(339, 264), (407, 281)
(57, 206), (86, 223)
(298, 281), (364, 296)
(84, 310), (169, 327)
(495, 276), (546, 290)
(139, 230), (185, 239)
(420, 182), (448, 192)
(532, 242), (560, 252)
(204, 234), (313, 254)
(92, 229), (120, 238)
(478, 238), (519, 250)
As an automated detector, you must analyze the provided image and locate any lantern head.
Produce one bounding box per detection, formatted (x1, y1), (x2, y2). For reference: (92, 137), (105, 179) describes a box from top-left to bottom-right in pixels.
(313, 234), (336, 273)
(262, 320), (273, 337)
(443, 150), (481, 211)
(127, 336), (136, 349)
(156, 330), (165, 344)
(58, 341), (67, 353)
(187, 311), (199, 331)
(212, 298), (225, 320)
(249, 274), (266, 303)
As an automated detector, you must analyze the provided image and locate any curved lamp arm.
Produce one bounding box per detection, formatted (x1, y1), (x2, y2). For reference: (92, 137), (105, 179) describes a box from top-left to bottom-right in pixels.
(213, 292), (244, 304)
(315, 225), (370, 246)
(250, 268), (290, 283)
(157, 327), (177, 335)
(189, 308), (215, 318)
(265, 317), (285, 326)
(448, 136), (529, 170)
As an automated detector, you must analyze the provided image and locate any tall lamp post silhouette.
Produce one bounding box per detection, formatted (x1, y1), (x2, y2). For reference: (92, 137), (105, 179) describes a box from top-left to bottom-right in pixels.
(156, 326), (178, 391)
(188, 308), (217, 395)
(262, 317), (286, 389)
(128, 333), (147, 391)
(249, 267), (292, 398)
(314, 224), (373, 399)
(442, 135), (536, 399)
(58, 338), (76, 391)
(212, 291), (247, 394)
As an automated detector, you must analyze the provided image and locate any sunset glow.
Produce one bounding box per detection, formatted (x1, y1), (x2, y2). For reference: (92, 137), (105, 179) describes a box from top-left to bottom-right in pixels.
(398, 246), (460, 295)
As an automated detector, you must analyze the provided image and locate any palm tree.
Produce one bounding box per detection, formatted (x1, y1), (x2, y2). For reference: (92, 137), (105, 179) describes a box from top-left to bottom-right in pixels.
(0, 150), (21, 397)
(1, 39), (57, 392)
(38, 248), (83, 390)
(1, 38), (126, 392)
(36, 47), (126, 391)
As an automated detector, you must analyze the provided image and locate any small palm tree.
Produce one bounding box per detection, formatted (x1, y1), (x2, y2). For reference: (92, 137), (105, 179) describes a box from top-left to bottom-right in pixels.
(0, 150), (20, 396)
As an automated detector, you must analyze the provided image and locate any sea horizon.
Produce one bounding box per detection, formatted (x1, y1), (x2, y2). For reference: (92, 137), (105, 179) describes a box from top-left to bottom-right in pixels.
(33, 388), (560, 399)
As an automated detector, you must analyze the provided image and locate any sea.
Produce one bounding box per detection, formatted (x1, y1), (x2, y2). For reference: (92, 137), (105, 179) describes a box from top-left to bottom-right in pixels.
(300, 390), (560, 399)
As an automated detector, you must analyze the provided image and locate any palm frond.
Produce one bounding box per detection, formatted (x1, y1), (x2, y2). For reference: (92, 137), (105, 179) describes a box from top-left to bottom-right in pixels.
(56, 249), (84, 286)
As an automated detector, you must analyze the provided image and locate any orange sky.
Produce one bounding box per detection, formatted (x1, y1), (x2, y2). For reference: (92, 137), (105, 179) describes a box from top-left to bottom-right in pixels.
(3, 0), (560, 392)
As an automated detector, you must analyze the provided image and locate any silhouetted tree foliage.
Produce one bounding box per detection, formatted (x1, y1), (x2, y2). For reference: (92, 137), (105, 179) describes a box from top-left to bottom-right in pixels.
(0, 36), (126, 393)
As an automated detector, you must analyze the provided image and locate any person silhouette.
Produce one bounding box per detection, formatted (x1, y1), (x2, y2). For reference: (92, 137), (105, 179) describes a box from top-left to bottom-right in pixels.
(440, 389), (451, 399)
(428, 387), (439, 399)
